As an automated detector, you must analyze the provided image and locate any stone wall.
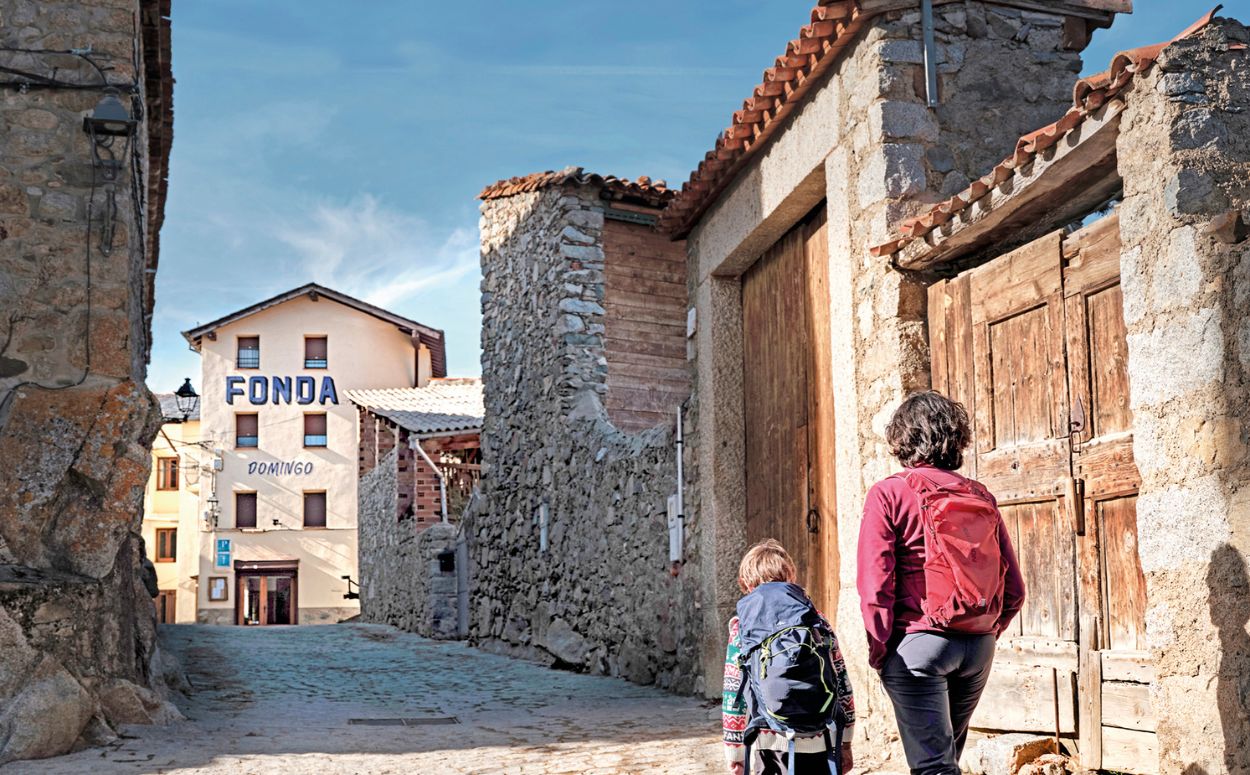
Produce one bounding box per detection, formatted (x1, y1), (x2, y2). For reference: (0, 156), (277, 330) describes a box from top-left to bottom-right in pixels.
(0, 0), (176, 764)
(684, 1), (1087, 761)
(476, 184), (701, 692)
(1114, 19), (1250, 773)
(357, 431), (465, 639)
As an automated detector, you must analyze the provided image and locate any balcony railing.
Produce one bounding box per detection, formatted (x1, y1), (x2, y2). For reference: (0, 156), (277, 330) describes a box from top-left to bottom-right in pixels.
(304, 434), (327, 447)
(237, 435), (258, 448)
(237, 349), (260, 369)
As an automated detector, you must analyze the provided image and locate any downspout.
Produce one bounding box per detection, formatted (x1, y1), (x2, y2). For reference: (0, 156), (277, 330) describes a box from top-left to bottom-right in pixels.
(413, 437), (449, 523)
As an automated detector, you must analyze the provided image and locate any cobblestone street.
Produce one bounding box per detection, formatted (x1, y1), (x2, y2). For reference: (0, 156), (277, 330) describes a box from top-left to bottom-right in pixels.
(4, 624), (722, 775)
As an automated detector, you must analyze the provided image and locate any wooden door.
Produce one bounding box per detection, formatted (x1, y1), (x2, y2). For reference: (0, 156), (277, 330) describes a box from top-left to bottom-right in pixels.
(155, 590), (176, 624)
(1063, 213), (1154, 771)
(929, 212), (1153, 772)
(742, 205), (837, 618)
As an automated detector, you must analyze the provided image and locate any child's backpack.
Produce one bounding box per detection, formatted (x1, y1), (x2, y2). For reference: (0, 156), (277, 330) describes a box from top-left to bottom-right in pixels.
(735, 581), (843, 775)
(896, 469), (1007, 633)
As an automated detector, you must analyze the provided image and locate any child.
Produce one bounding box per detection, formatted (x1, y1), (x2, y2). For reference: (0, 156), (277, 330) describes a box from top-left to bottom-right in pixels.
(723, 539), (855, 775)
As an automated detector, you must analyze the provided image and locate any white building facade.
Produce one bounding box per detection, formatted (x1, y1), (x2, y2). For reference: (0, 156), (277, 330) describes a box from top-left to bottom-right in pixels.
(180, 284), (445, 625)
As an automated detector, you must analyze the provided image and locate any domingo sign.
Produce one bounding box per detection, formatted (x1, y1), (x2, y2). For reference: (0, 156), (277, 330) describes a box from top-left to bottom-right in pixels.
(226, 375), (339, 405)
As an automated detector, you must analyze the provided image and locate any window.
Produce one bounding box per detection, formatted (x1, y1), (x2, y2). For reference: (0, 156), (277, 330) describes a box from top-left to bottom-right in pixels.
(303, 413), (327, 447)
(156, 457), (179, 490)
(236, 492), (257, 529)
(303, 491), (327, 528)
(236, 413), (258, 448)
(237, 336), (260, 369)
(304, 336), (328, 368)
(155, 528), (177, 562)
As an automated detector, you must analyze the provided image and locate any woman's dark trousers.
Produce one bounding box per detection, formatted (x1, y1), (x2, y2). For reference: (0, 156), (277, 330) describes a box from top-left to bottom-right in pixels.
(878, 632), (997, 775)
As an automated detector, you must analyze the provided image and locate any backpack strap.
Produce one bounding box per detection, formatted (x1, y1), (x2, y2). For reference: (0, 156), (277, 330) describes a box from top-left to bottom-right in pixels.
(787, 737), (797, 775)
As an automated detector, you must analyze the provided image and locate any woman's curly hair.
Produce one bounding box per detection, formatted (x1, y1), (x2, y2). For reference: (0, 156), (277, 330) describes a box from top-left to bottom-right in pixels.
(886, 390), (972, 470)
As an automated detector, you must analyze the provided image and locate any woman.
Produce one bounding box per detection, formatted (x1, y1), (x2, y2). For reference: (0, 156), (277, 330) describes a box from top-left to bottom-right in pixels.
(857, 391), (1025, 775)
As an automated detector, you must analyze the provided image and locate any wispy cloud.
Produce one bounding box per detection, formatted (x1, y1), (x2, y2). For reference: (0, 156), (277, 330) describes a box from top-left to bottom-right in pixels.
(489, 64), (743, 77)
(274, 195), (478, 309)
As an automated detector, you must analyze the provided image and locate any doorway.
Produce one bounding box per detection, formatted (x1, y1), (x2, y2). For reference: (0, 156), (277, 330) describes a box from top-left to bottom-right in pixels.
(741, 203), (837, 617)
(234, 560), (299, 626)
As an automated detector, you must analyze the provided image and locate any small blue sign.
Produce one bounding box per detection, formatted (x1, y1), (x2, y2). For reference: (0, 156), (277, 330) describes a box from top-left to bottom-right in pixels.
(215, 539), (231, 568)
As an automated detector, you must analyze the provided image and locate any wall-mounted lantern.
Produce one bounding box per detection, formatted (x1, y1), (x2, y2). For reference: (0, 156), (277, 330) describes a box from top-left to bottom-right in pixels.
(174, 378), (199, 420)
(82, 92), (138, 256)
(205, 494), (220, 531)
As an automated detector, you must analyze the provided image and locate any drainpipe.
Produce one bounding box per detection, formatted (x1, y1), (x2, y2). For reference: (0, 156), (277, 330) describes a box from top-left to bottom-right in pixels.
(675, 404), (685, 525)
(413, 437), (449, 523)
(921, 0), (940, 107)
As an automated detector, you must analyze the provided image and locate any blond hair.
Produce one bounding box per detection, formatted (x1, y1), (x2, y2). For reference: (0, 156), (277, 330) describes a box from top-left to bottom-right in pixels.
(738, 539), (798, 593)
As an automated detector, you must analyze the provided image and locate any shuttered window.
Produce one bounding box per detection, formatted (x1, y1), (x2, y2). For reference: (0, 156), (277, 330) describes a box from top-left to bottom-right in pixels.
(237, 336), (260, 369)
(303, 413), (327, 447)
(236, 413), (258, 448)
(303, 492), (327, 528)
(235, 492), (257, 529)
(155, 528), (176, 562)
(305, 336), (328, 368)
(156, 457), (179, 490)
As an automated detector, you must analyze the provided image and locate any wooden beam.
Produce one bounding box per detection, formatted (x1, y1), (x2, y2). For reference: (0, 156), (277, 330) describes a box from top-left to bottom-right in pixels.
(896, 101), (1124, 271)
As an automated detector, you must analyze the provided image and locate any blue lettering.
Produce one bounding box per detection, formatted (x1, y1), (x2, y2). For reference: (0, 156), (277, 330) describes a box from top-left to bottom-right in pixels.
(296, 376), (316, 405)
(247, 462), (257, 475)
(271, 376), (292, 405)
(319, 376), (339, 405)
(248, 376), (268, 405)
(305, 462), (313, 475)
(226, 376), (245, 405)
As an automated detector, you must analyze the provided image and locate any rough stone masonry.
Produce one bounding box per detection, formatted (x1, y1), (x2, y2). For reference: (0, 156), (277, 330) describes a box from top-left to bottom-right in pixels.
(0, 0), (177, 765)
(475, 180), (702, 692)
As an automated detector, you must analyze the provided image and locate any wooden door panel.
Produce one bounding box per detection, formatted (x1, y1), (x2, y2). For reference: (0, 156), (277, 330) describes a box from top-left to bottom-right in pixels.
(1004, 499), (1077, 641)
(1086, 285), (1132, 438)
(1098, 495), (1147, 652)
(743, 206), (834, 613)
(928, 274), (977, 477)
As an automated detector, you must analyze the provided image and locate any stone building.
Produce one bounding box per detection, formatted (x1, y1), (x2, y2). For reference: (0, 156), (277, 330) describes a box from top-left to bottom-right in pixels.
(665, 1), (1248, 773)
(0, 0), (177, 765)
(349, 378), (483, 638)
(474, 169), (698, 688)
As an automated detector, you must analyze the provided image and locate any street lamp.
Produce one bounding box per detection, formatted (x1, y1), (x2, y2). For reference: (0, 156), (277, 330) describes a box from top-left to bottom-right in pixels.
(204, 494), (219, 531)
(82, 91), (138, 256)
(174, 378), (199, 421)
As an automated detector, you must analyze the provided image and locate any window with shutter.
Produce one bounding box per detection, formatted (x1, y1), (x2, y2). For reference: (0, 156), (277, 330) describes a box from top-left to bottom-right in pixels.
(156, 457), (179, 490)
(304, 413), (327, 447)
(236, 492), (258, 529)
(237, 336), (260, 369)
(155, 528), (176, 562)
(236, 413), (259, 448)
(305, 336), (328, 368)
(303, 491), (327, 528)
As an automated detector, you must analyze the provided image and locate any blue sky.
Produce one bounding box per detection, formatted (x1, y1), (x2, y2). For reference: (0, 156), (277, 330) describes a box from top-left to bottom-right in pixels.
(148, 1), (1247, 393)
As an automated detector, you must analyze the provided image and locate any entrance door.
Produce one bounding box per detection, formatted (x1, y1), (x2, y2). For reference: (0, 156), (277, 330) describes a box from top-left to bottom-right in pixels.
(929, 212), (1153, 772)
(155, 590), (176, 624)
(742, 204), (838, 617)
(235, 561), (299, 625)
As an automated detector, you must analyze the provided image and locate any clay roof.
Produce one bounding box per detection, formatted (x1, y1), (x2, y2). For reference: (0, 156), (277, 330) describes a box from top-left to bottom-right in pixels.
(479, 166), (675, 208)
(181, 283), (448, 378)
(659, 1), (877, 237)
(870, 7), (1221, 258)
(346, 379), (484, 438)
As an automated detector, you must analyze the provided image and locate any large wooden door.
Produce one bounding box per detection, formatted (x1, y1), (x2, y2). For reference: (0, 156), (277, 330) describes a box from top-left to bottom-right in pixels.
(929, 212), (1152, 771)
(743, 205), (837, 618)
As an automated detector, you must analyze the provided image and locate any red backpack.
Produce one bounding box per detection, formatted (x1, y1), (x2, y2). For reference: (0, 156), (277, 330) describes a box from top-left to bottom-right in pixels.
(896, 470), (1007, 633)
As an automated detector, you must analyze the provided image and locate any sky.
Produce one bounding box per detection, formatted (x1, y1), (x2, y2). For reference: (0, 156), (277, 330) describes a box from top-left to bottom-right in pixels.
(147, 1), (1249, 394)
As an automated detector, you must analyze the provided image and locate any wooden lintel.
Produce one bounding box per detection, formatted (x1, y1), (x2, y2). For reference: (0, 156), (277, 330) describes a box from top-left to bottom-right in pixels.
(896, 101), (1125, 272)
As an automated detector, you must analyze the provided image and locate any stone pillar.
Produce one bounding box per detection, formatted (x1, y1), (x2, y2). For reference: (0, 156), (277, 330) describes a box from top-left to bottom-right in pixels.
(358, 407), (378, 476)
(1115, 19), (1250, 774)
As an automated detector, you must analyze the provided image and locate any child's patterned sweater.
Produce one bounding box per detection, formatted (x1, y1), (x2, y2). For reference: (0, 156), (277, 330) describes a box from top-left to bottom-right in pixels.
(722, 615), (856, 764)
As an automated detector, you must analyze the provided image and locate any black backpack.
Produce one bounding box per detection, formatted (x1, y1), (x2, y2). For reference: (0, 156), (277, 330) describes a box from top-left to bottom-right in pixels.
(736, 582), (843, 775)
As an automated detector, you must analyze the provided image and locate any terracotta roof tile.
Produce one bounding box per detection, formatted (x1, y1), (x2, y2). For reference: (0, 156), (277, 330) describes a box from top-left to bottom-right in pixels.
(870, 7), (1221, 258)
(479, 166), (674, 207)
(346, 379), (484, 438)
(659, 0), (876, 237)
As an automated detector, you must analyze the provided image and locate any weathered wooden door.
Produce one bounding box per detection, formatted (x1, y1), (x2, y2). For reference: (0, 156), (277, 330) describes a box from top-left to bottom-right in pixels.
(743, 205), (838, 618)
(929, 212), (1152, 771)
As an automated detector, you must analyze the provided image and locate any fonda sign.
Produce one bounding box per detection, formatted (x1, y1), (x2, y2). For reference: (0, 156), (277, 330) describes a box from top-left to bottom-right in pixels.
(226, 375), (339, 406)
